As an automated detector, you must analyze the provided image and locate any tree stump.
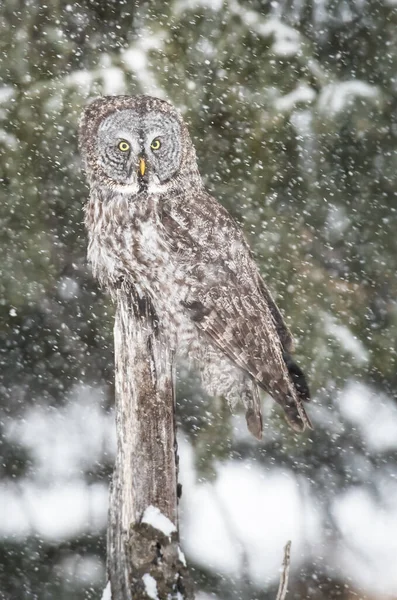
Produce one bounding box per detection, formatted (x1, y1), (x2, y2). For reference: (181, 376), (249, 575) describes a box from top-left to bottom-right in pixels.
(107, 285), (194, 599)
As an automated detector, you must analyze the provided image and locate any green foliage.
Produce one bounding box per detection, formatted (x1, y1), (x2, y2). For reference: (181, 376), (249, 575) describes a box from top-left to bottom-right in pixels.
(1, 0), (397, 598)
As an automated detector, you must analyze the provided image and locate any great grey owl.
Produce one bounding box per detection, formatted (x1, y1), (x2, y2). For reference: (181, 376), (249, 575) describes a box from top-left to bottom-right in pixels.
(79, 95), (312, 439)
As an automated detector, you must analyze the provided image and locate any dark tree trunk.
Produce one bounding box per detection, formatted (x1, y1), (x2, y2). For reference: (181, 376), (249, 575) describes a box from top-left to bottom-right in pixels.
(107, 285), (194, 600)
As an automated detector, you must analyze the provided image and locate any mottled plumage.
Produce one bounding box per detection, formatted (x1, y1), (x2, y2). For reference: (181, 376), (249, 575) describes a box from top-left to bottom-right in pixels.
(79, 95), (312, 439)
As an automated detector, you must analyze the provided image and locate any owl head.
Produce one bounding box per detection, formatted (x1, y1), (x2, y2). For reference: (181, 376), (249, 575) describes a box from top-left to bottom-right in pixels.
(79, 95), (201, 194)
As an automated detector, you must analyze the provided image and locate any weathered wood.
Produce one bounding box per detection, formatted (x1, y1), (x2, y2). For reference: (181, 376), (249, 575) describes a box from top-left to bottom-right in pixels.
(108, 284), (194, 599)
(275, 541), (291, 600)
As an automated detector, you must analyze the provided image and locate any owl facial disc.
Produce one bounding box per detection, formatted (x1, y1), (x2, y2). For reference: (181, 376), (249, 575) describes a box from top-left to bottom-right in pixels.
(95, 108), (182, 189)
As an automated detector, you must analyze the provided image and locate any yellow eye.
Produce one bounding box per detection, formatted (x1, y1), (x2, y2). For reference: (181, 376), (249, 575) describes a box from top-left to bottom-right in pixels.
(150, 138), (161, 151)
(118, 141), (130, 152)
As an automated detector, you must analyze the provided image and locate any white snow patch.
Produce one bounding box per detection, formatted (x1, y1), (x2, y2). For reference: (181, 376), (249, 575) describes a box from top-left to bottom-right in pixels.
(0, 480), (108, 539)
(0, 384), (114, 540)
(61, 554), (103, 585)
(142, 506), (176, 537)
(142, 573), (158, 600)
(230, 1), (300, 56)
(332, 487), (397, 595)
(258, 19), (300, 56)
(5, 384), (115, 482)
(338, 381), (397, 451)
(276, 84), (316, 112)
(121, 30), (165, 96)
(101, 67), (126, 95)
(178, 546), (187, 567)
(318, 80), (381, 115)
(326, 204), (350, 236)
(178, 439), (318, 586)
(64, 69), (94, 95)
(175, 0), (223, 13)
(290, 109), (317, 178)
(228, 1), (301, 56)
(323, 313), (369, 364)
(0, 85), (15, 103)
(0, 129), (18, 149)
(101, 580), (111, 600)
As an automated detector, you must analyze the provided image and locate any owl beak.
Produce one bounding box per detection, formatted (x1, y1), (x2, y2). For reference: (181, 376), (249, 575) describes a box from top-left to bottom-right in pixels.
(139, 157), (146, 177)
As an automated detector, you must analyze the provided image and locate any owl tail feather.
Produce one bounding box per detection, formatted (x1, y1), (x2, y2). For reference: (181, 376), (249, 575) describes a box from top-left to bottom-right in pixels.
(244, 385), (263, 440)
(272, 382), (313, 432)
(283, 397), (313, 432)
(283, 352), (311, 403)
(282, 353), (313, 431)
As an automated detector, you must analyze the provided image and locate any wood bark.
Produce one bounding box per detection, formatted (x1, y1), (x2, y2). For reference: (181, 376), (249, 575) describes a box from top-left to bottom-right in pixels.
(275, 541), (291, 600)
(108, 285), (194, 599)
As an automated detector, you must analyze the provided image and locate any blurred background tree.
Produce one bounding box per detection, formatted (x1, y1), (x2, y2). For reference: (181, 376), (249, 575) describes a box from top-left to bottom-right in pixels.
(1, 0), (397, 598)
